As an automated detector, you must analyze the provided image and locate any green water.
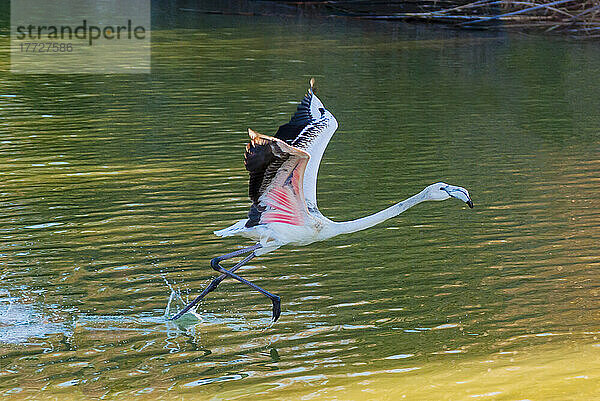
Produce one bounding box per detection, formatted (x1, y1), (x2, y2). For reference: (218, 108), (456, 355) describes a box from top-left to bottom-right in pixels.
(1, 11), (600, 400)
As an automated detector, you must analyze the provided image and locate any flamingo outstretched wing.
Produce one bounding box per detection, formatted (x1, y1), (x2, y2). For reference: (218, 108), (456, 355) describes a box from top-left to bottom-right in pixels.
(244, 129), (310, 228)
(274, 79), (338, 211)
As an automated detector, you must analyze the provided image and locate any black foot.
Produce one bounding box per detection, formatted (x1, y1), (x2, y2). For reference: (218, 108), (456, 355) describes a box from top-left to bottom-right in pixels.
(271, 295), (281, 322)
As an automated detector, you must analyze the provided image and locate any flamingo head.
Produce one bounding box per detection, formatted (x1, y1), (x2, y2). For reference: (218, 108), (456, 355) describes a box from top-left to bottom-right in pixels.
(425, 182), (474, 208)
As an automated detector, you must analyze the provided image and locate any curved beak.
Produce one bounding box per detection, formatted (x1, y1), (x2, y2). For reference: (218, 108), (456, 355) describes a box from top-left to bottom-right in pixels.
(444, 187), (474, 209)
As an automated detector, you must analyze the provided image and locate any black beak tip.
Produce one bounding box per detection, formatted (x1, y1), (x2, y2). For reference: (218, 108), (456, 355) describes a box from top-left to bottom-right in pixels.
(466, 200), (474, 209)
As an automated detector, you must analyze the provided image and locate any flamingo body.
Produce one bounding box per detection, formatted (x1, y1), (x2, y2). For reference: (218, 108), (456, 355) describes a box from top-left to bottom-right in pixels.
(215, 79), (473, 256)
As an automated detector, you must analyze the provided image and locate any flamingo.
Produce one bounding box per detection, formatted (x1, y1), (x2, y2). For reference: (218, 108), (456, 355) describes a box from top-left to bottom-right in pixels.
(170, 78), (473, 322)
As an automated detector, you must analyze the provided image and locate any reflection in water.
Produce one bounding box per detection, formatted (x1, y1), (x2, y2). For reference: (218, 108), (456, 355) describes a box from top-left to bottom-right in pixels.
(0, 7), (599, 399)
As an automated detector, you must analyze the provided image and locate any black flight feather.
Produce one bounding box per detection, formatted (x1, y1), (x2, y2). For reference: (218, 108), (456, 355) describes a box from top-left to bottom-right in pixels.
(275, 89), (315, 144)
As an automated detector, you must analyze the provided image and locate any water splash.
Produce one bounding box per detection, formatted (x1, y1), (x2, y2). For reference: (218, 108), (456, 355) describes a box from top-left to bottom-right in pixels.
(0, 290), (72, 344)
(162, 275), (202, 323)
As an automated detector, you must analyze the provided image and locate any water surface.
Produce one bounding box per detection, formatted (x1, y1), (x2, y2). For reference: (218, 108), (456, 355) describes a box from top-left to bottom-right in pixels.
(1, 10), (600, 400)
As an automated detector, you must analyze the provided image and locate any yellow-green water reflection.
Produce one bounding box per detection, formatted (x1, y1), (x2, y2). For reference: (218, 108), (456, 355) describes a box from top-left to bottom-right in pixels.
(1, 9), (599, 400)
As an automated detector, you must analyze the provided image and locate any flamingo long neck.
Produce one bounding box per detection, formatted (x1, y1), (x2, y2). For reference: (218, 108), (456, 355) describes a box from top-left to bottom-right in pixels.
(331, 190), (427, 236)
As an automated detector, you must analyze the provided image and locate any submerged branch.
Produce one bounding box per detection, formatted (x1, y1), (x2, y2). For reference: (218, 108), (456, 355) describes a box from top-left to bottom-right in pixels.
(324, 0), (600, 37)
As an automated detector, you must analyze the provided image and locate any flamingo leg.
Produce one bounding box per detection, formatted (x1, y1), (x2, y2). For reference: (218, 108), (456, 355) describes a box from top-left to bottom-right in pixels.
(169, 243), (262, 320)
(211, 258), (282, 322)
